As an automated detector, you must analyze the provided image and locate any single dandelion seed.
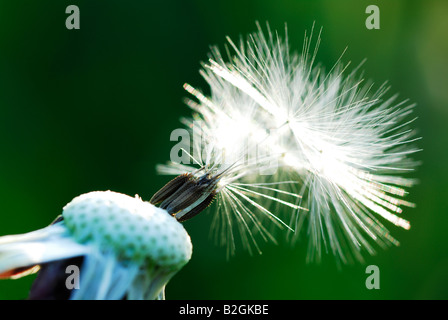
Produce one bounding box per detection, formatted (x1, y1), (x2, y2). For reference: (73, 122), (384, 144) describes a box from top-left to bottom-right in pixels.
(155, 22), (420, 263)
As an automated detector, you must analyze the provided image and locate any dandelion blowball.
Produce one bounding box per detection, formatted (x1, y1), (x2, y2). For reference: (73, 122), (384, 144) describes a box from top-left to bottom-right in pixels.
(62, 191), (192, 269)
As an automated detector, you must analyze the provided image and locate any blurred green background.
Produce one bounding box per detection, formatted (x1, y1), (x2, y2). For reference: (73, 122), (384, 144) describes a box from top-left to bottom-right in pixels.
(0, 0), (446, 300)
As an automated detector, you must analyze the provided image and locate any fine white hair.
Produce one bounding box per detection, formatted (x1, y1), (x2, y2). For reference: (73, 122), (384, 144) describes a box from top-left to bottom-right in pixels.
(159, 22), (420, 263)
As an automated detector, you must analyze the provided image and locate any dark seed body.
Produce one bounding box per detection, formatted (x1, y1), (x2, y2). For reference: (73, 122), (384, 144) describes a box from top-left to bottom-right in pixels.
(150, 173), (219, 222)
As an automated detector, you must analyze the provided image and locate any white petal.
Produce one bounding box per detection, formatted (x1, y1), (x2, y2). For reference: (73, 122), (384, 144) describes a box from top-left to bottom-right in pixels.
(0, 223), (90, 278)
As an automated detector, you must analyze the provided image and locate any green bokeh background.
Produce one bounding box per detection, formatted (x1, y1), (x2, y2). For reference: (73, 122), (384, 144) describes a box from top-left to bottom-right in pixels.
(0, 0), (446, 300)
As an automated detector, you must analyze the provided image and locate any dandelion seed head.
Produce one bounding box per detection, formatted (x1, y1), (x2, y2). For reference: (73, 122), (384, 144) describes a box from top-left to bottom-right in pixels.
(158, 22), (419, 263)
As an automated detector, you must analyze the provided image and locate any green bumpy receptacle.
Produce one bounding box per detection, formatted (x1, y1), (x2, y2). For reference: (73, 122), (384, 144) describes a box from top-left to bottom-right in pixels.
(62, 191), (192, 269)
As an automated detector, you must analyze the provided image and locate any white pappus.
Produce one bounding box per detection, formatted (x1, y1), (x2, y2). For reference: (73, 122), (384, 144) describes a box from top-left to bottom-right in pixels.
(158, 22), (420, 263)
